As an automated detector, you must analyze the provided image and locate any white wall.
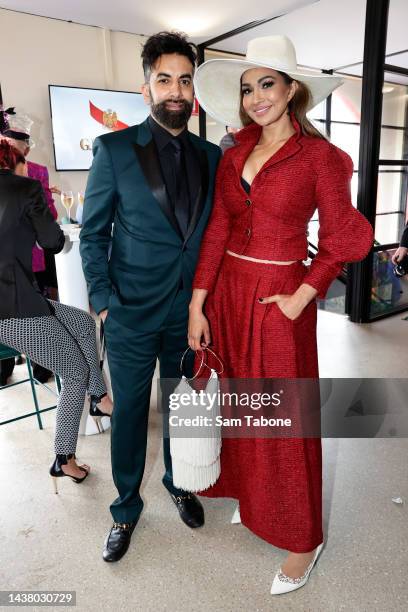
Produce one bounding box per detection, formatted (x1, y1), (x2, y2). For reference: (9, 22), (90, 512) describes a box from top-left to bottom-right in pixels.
(0, 9), (199, 215)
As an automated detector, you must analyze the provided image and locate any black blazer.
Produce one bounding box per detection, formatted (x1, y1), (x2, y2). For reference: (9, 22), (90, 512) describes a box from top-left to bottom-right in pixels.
(0, 169), (64, 319)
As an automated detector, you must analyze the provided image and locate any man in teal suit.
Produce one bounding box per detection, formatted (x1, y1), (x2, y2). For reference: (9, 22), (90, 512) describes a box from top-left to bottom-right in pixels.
(80, 32), (221, 562)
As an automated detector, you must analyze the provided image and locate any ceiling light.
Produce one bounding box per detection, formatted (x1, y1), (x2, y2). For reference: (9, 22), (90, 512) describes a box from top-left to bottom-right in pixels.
(382, 86), (395, 94)
(165, 15), (215, 36)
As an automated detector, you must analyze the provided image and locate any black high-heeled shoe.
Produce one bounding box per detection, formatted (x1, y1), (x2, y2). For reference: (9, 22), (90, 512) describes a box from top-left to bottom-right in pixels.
(49, 453), (89, 494)
(89, 394), (111, 433)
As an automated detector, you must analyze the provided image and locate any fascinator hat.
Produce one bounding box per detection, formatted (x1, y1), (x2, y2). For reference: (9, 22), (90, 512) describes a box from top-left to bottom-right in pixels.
(193, 35), (344, 127)
(0, 107), (35, 148)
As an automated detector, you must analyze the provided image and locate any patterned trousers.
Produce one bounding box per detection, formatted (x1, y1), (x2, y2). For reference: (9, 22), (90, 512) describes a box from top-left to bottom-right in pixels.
(0, 300), (106, 454)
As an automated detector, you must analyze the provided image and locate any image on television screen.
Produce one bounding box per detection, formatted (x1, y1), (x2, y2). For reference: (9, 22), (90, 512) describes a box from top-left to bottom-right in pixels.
(49, 85), (149, 171)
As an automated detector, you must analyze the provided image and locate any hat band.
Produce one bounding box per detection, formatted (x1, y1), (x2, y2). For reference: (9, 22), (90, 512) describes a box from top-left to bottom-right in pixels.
(3, 129), (30, 142)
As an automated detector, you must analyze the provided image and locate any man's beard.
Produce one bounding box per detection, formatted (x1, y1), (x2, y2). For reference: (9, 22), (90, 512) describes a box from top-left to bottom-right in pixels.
(151, 98), (194, 130)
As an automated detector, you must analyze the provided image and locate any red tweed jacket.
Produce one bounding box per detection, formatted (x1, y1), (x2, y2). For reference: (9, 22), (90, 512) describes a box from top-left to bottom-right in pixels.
(193, 114), (374, 299)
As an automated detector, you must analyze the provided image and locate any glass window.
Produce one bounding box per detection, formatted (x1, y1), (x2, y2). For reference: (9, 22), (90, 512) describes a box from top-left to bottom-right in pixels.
(375, 166), (408, 245)
(331, 76), (362, 122)
(379, 127), (407, 160)
(376, 170), (406, 215)
(370, 246), (408, 316)
(382, 75), (408, 128)
(330, 123), (360, 168)
(374, 213), (404, 244)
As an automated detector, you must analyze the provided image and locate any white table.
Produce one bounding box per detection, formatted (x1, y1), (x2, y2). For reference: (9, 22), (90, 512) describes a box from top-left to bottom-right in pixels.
(54, 225), (111, 435)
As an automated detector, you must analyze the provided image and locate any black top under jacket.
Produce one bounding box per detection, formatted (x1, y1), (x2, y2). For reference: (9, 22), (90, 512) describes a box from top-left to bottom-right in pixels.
(148, 115), (202, 238)
(0, 169), (64, 319)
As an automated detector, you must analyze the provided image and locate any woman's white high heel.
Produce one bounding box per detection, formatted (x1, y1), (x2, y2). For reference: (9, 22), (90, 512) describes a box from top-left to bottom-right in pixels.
(231, 504), (241, 524)
(270, 542), (324, 595)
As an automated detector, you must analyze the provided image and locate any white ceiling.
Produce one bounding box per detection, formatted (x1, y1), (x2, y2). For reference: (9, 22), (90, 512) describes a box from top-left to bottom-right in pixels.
(0, 0), (317, 43)
(0, 0), (407, 71)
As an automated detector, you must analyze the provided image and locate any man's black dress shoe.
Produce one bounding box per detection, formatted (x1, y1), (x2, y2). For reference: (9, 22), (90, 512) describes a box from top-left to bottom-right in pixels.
(169, 492), (204, 528)
(102, 521), (137, 562)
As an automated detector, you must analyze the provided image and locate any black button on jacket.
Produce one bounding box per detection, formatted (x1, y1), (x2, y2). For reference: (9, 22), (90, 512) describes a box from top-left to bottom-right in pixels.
(0, 169), (65, 319)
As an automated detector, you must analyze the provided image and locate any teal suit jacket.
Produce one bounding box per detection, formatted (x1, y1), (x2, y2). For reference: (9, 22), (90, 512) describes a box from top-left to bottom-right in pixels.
(80, 118), (221, 331)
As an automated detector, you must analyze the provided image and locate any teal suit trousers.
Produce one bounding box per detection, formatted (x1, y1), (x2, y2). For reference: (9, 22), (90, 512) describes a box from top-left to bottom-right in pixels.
(105, 289), (194, 523)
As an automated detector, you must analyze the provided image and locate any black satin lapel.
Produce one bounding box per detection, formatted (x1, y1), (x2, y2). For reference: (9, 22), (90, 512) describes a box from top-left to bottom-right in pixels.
(184, 147), (209, 244)
(132, 140), (183, 240)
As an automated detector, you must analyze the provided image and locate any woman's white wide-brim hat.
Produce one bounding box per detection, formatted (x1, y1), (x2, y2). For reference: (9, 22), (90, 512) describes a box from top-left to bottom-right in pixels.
(194, 35), (344, 127)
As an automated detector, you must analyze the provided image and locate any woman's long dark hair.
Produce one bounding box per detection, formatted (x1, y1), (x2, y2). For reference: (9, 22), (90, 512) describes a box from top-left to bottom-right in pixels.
(239, 71), (326, 139)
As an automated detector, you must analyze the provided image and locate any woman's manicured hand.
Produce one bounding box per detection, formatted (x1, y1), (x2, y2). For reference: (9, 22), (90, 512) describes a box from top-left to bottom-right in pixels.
(258, 293), (305, 320)
(259, 283), (318, 320)
(188, 309), (211, 351)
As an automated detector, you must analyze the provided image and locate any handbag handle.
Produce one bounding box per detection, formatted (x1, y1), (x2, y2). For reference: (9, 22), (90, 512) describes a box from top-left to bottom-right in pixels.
(180, 347), (224, 381)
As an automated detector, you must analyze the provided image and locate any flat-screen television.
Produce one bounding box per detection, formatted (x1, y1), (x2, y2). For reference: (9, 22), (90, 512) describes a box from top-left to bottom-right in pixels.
(49, 85), (149, 171)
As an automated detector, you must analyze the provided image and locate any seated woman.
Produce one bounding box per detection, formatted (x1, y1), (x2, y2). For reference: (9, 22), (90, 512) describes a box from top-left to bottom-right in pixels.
(0, 139), (113, 491)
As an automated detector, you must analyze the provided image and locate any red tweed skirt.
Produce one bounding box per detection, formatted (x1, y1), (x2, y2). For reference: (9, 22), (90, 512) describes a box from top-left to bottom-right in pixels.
(197, 253), (323, 553)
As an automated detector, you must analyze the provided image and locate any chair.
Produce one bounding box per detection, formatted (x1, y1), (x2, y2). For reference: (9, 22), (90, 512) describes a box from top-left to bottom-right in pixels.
(0, 343), (61, 429)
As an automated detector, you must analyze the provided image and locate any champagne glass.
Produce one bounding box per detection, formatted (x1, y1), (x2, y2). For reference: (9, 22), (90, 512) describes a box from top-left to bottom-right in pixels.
(61, 190), (74, 224)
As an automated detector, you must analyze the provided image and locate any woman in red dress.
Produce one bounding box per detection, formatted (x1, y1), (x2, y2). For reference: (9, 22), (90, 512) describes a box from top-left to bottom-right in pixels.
(188, 36), (374, 594)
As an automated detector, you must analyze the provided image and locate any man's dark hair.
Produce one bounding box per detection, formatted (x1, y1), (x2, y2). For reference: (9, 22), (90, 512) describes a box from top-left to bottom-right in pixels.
(141, 31), (197, 81)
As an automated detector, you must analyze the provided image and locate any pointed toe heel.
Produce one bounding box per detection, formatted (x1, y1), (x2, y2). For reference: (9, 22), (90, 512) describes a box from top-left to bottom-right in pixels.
(270, 542), (324, 595)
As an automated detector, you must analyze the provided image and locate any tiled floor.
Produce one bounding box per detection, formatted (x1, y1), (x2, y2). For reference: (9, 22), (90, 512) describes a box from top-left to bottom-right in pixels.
(0, 309), (407, 612)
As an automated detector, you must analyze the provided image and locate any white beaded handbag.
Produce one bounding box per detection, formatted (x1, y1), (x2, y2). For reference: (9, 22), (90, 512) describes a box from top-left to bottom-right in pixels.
(170, 348), (224, 492)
